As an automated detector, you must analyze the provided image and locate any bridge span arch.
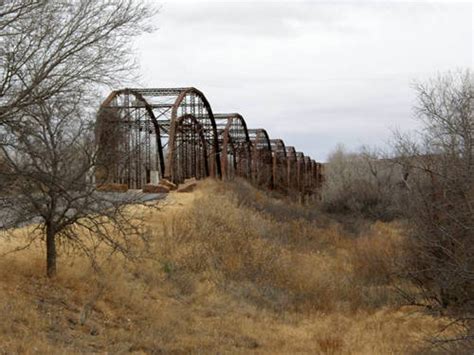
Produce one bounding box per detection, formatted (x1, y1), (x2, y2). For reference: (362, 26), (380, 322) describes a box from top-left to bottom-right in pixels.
(96, 89), (164, 189)
(248, 128), (273, 189)
(97, 87), (221, 187)
(96, 87), (322, 196)
(270, 139), (288, 192)
(214, 113), (252, 180)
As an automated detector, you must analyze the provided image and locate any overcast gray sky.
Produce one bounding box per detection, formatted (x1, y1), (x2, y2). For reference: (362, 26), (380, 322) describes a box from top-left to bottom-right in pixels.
(135, 1), (473, 161)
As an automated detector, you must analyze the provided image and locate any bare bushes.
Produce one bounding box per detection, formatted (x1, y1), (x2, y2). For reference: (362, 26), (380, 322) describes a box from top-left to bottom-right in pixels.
(320, 70), (473, 348)
(393, 71), (474, 322)
(321, 145), (403, 220)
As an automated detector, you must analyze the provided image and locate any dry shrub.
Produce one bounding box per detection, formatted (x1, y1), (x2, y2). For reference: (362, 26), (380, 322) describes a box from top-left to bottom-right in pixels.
(316, 336), (344, 354)
(96, 183), (128, 192)
(392, 71), (474, 348)
(351, 221), (406, 285)
(272, 250), (357, 312)
(0, 275), (47, 353)
(142, 184), (169, 193)
(218, 178), (324, 223)
(0, 297), (53, 353)
(0, 246), (66, 353)
(321, 145), (403, 220)
(156, 184), (281, 284)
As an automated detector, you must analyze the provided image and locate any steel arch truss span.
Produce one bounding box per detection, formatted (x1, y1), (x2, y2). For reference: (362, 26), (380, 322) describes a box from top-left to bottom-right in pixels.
(96, 89), (164, 189)
(96, 86), (323, 196)
(171, 114), (209, 182)
(286, 146), (298, 192)
(295, 152), (306, 193)
(304, 156), (313, 193)
(270, 139), (288, 192)
(248, 128), (273, 189)
(97, 87), (221, 187)
(214, 113), (252, 180)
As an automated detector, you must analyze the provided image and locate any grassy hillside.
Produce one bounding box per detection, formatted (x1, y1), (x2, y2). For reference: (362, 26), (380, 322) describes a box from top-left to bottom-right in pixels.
(0, 180), (459, 353)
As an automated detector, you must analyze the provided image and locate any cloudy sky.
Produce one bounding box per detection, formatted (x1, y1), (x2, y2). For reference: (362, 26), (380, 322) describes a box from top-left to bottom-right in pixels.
(135, 1), (473, 161)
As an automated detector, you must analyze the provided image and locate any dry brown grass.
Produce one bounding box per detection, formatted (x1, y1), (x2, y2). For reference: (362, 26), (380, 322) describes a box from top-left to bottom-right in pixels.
(0, 179), (463, 353)
(96, 183), (128, 192)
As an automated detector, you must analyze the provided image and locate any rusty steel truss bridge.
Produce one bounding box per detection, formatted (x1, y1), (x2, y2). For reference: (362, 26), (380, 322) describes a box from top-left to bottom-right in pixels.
(96, 87), (323, 197)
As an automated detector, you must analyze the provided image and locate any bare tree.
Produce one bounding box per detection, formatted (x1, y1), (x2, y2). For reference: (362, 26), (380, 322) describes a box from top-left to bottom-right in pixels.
(321, 144), (403, 220)
(0, 1), (39, 33)
(0, 0), (155, 123)
(0, 93), (149, 277)
(393, 69), (473, 346)
(0, 0), (157, 277)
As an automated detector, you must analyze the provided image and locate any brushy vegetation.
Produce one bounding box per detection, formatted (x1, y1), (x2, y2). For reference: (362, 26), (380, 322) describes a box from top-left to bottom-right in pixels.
(321, 145), (405, 221)
(0, 179), (463, 353)
(321, 71), (474, 350)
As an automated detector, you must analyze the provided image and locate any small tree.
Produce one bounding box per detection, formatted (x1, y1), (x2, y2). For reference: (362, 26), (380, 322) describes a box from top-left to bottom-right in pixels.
(1, 93), (148, 277)
(0, 0), (157, 277)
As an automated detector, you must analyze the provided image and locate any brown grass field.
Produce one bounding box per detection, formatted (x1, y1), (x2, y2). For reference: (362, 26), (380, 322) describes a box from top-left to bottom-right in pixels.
(0, 180), (461, 353)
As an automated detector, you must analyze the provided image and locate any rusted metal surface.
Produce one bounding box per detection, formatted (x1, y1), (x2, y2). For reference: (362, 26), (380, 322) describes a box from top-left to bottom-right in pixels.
(96, 89), (163, 189)
(97, 87), (221, 186)
(214, 113), (252, 180)
(96, 87), (323, 197)
(317, 163), (325, 188)
(170, 114), (209, 183)
(270, 139), (287, 192)
(248, 128), (273, 190)
(295, 152), (305, 193)
(286, 146), (298, 192)
(304, 156), (312, 193)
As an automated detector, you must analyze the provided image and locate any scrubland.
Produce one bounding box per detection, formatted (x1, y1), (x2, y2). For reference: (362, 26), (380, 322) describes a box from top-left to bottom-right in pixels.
(0, 180), (462, 353)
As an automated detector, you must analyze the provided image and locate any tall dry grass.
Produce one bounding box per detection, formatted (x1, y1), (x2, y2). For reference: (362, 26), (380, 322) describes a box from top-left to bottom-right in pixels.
(0, 179), (463, 353)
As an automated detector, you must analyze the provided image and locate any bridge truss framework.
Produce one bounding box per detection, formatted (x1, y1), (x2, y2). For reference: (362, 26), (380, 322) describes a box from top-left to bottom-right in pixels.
(96, 87), (324, 198)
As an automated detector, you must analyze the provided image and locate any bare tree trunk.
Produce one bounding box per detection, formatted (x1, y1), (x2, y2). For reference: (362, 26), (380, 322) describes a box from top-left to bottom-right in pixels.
(46, 222), (57, 278)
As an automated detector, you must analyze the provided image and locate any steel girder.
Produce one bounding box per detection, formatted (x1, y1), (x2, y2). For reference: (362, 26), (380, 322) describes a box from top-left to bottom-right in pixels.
(171, 114), (209, 183)
(248, 128), (273, 190)
(270, 139), (288, 192)
(296, 152), (306, 193)
(310, 160), (317, 191)
(214, 113), (252, 180)
(317, 163), (324, 189)
(286, 146), (298, 192)
(304, 156), (312, 193)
